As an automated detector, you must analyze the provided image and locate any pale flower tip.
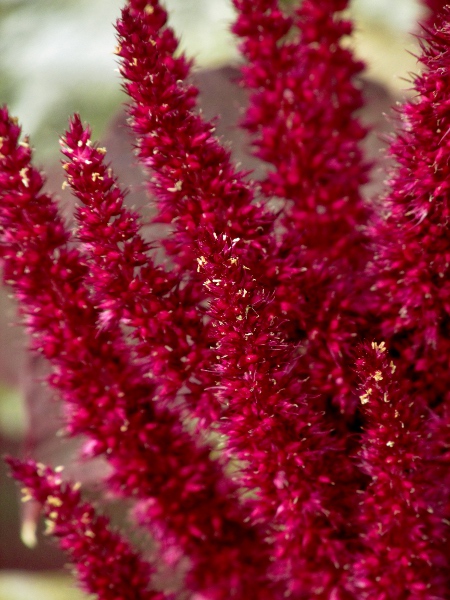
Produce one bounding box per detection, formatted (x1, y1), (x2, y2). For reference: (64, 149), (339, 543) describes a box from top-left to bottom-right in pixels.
(21, 518), (38, 549)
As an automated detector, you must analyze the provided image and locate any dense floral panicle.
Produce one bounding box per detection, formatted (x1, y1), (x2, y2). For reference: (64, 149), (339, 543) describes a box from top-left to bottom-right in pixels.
(349, 342), (449, 598)
(233, 0), (368, 202)
(0, 106), (89, 359)
(61, 116), (281, 600)
(7, 458), (159, 600)
(6, 1), (450, 598)
(117, 2), (365, 594)
(0, 107), (147, 449)
(61, 115), (159, 320)
(232, 0), (371, 416)
(118, 0), (279, 427)
(0, 107), (278, 600)
(371, 10), (450, 412)
(118, 0), (365, 591)
(117, 0), (283, 429)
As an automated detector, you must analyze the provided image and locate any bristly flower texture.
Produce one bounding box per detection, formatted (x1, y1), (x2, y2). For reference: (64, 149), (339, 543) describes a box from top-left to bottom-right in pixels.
(2, 0), (450, 598)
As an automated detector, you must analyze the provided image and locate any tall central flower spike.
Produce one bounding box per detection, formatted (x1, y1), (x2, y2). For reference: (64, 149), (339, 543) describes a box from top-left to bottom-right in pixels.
(117, 0), (276, 270)
(232, 0), (372, 418)
(116, 0), (280, 428)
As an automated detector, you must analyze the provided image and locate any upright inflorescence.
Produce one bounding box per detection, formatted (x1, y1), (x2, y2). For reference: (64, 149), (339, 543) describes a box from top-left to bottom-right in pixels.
(0, 105), (277, 600)
(60, 114), (277, 600)
(118, 1), (368, 595)
(3, 1), (450, 599)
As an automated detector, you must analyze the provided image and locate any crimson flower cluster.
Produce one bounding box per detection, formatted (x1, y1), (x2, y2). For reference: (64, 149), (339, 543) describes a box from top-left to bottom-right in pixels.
(3, 0), (450, 598)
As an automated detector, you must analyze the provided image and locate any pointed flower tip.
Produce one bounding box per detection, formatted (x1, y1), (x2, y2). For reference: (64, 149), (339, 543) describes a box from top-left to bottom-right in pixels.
(64, 115), (91, 147)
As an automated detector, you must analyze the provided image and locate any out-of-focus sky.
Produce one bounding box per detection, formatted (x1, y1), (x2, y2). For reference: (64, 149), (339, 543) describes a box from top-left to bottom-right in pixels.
(0, 0), (425, 160)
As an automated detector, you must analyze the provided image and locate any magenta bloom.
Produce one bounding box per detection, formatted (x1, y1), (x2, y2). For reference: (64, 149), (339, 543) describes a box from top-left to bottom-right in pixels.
(3, 1), (450, 599)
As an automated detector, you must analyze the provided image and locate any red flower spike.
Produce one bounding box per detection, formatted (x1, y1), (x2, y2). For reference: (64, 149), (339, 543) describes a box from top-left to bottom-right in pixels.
(0, 107), (277, 600)
(233, 0), (368, 201)
(7, 458), (161, 600)
(117, 1), (365, 593)
(117, 1), (364, 594)
(3, 0), (450, 598)
(116, 0), (282, 428)
(349, 342), (449, 598)
(0, 106), (90, 364)
(232, 0), (372, 417)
